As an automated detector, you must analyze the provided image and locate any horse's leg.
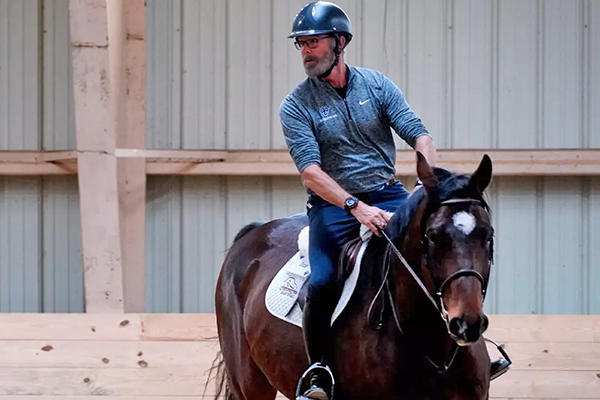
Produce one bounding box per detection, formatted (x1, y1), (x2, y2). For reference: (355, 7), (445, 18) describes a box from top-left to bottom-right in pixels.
(216, 258), (278, 400)
(216, 216), (309, 399)
(221, 328), (277, 400)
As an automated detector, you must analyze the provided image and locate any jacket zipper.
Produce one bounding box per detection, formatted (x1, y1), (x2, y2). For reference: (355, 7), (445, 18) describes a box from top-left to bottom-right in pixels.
(328, 80), (352, 120)
(343, 98), (352, 121)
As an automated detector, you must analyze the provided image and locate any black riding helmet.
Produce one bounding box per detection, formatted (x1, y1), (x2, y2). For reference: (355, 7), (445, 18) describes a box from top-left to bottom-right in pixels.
(288, 1), (353, 41)
(289, 1), (353, 78)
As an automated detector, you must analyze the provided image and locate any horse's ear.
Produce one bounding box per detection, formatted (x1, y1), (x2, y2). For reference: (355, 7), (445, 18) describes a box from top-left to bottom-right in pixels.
(469, 154), (493, 193)
(416, 151), (438, 189)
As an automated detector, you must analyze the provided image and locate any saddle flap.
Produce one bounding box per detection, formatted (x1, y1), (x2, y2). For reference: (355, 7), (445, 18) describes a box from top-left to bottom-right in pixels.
(265, 253), (309, 319)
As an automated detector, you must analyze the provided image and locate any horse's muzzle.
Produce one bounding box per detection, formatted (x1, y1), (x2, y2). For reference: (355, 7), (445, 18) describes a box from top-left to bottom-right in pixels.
(448, 313), (489, 345)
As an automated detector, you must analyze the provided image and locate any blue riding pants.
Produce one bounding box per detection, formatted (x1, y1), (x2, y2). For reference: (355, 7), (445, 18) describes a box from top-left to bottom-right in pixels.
(306, 180), (410, 300)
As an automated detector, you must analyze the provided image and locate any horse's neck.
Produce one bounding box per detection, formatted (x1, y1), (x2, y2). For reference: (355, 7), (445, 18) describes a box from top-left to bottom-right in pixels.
(391, 203), (456, 358)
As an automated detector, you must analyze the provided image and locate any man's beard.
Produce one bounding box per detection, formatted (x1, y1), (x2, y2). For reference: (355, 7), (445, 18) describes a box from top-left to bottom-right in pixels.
(303, 50), (335, 77)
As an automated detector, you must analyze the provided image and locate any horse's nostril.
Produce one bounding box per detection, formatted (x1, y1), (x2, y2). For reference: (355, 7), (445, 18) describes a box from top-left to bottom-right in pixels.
(481, 315), (489, 333)
(449, 317), (468, 338)
(450, 316), (488, 343)
(463, 315), (488, 342)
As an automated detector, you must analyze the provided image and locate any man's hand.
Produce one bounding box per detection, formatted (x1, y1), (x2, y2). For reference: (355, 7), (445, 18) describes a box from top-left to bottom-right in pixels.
(300, 165), (391, 236)
(350, 202), (391, 236)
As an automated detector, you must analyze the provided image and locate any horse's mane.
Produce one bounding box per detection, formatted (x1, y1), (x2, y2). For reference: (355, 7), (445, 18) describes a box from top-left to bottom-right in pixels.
(387, 167), (490, 243)
(386, 185), (426, 243)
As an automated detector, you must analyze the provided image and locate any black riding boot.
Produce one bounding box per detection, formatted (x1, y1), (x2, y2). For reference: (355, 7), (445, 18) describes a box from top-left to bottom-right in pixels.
(490, 358), (511, 380)
(301, 290), (336, 400)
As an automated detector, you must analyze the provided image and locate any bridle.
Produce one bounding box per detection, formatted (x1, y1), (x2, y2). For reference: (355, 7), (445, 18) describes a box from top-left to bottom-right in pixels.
(420, 198), (493, 322)
(381, 197), (493, 324)
(371, 196), (494, 373)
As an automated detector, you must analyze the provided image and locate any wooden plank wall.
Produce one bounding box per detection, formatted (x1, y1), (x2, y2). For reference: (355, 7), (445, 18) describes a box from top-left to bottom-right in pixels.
(0, 314), (597, 399)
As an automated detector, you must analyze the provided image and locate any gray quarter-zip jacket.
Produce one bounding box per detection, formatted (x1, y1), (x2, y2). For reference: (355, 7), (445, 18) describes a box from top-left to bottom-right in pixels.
(280, 65), (430, 195)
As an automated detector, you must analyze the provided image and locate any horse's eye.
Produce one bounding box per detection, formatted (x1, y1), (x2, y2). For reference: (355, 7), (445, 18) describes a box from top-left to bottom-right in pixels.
(426, 230), (442, 244)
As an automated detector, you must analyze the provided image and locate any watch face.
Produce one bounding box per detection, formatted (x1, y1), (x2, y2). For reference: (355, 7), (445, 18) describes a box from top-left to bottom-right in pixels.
(345, 197), (357, 208)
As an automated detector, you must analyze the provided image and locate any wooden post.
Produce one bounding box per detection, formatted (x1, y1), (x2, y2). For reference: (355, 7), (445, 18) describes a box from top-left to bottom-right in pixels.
(69, 0), (124, 313)
(119, 0), (147, 312)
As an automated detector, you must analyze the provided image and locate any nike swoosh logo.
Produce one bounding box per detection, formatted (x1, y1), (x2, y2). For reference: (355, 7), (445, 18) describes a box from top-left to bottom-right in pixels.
(359, 99), (370, 105)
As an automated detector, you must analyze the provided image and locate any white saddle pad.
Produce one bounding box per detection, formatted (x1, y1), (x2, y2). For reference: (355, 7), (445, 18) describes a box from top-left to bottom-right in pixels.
(265, 226), (370, 328)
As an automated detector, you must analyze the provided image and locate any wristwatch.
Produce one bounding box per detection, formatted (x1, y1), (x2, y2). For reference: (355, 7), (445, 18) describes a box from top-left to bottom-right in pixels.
(344, 196), (359, 213)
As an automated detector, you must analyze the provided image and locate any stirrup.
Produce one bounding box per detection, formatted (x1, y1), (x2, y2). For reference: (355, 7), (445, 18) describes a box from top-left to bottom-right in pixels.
(485, 337), (512, 381)
(295, 362), (335, 400)
(490, 358), (511, 380)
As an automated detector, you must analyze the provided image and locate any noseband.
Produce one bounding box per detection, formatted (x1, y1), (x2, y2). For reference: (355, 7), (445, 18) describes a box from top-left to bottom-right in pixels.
(435, 269), (487, 319)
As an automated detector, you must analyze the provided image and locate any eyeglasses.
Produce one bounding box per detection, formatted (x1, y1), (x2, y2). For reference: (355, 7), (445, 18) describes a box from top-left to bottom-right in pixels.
(294, 36), (330, 51)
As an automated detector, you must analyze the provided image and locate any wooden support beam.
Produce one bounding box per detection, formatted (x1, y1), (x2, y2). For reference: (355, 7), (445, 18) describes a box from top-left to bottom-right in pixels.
(0, 151), (77, 174)
(69, 0), (124, 313)
(0, 163), (76, 175)
(0, 149), (598, 176)
(118, 0), (147, 313)
(433, 149), (600, 176)
(114, 148), (227, 162)
(138, 149), (600, 176)
(0, 150), (77, 163)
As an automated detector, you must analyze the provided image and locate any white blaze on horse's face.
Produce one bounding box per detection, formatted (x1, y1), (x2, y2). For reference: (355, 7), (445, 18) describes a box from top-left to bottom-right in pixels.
(452, 211), (476, 235)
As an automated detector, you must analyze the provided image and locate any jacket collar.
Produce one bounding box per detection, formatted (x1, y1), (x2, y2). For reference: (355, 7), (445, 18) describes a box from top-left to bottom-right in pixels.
(310, 64), (354, 91)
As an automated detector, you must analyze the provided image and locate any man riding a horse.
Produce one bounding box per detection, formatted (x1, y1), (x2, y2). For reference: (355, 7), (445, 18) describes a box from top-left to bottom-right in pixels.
(279, 2), (510, 399)
(212, 2), (511, 399)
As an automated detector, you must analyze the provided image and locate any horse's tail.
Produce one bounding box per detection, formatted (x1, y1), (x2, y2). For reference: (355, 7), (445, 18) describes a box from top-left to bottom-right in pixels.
(205, 350), (234, 400)
(232, 221), (264, 243)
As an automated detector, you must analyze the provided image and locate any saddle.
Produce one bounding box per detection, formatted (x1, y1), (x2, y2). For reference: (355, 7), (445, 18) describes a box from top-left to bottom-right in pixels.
(264, 225), (373, 328)
(297, 236), (364, 310)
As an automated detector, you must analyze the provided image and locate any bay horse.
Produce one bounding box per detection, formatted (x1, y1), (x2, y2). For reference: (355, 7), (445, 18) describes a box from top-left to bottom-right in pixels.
(212, 152), (497, 400)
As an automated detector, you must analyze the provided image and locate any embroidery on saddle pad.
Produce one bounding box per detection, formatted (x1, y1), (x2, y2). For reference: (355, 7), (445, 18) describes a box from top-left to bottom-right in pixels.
(265, 225), (371, 328)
